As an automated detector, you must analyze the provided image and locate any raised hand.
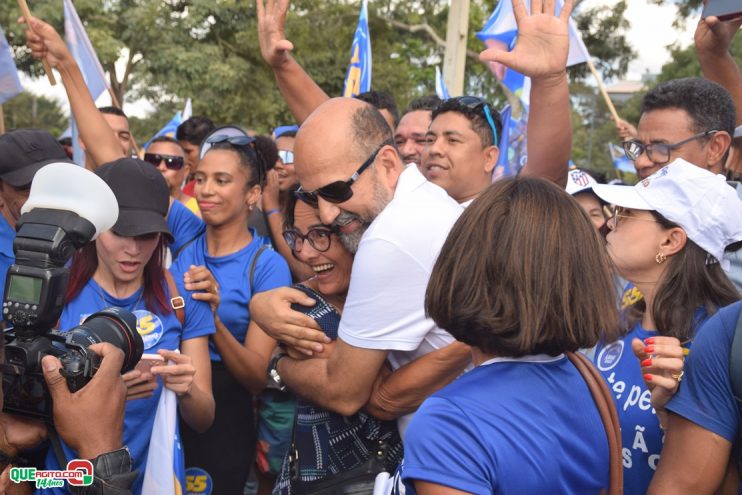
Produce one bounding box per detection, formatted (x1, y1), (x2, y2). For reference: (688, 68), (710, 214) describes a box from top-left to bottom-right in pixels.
(479, 0), (573, 80)
(20, 16), (72, 69)
(695, 12), (742, 57)
(256, 0), (295, 68)
(262, 169), (281, 212)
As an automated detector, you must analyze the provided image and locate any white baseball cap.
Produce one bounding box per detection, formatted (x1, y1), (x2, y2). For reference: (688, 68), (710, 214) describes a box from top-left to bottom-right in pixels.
(565, 169), (598, 196)
(592, 158), (742, 270)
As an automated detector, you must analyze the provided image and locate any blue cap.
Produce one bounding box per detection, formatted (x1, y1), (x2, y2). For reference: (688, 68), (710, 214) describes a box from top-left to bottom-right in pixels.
(273, 125), (299, 140)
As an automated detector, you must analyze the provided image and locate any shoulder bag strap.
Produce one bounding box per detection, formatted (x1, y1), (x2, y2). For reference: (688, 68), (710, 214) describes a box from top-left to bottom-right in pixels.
(163, 270), (185, 327)
(567, 351), (623, 495)
(249, 244), (269, 293)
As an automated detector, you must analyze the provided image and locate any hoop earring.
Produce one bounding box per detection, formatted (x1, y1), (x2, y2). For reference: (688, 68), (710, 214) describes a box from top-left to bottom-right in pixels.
(655, 252), (667, 264)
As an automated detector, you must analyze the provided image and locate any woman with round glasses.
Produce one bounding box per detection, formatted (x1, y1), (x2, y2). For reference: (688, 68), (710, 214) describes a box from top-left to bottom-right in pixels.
(144, 136), (200, 217)
(590, 159), (742, 494)
(170, 127), (292, 494)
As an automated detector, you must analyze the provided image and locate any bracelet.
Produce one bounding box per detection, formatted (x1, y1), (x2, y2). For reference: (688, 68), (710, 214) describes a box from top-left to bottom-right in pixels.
(266, 209), (281, 217)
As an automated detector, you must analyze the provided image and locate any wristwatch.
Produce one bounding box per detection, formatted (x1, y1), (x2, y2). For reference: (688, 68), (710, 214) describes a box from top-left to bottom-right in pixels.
(267, 352), (288, 391)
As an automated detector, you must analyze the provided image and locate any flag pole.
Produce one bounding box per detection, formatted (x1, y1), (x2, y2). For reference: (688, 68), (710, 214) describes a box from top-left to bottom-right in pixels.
(17, 0), (57, 85)
(0, 105), (5, 135)
(586, 58), (619, 124)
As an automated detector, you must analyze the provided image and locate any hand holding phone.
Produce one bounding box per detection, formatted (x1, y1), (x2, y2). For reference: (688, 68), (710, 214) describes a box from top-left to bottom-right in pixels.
(703, 0), (742, 21)
(123, 354), (165, 400)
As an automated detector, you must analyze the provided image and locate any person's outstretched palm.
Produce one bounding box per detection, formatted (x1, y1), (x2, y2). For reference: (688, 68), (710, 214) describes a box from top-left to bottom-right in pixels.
(257, 0), (295, 68)
(479, 0), (573, 80)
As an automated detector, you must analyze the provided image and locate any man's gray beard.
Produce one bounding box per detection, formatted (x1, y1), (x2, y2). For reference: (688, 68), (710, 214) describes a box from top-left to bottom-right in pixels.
(336, 217), (369, 254)
(334, 174), (392, 254)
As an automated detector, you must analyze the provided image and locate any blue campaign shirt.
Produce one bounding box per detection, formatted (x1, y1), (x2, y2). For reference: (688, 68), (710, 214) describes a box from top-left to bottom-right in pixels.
(394, 355), (609, 495)
(171, 230), (291, 361)
(41, 274), (215, 495)
(667, 301), (742, 494)
(595, 311), (705, 495)
(167, 198), (205, 257)
(0, 216), (14, 320)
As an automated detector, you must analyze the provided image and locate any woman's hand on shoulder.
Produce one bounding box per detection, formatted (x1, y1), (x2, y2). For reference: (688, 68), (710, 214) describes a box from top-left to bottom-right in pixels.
(184, 265), (220, 315)
(632, 336), (686, 413)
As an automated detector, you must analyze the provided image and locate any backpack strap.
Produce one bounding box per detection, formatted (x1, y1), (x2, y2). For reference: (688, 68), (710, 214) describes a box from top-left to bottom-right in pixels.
(163, 270), (185, 327)
(249, 244), (269, 292)
(566, 351), (623, 495)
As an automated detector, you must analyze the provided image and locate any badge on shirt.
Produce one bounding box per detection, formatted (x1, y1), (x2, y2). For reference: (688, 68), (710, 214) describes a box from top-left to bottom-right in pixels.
(597, 340), (624, 372)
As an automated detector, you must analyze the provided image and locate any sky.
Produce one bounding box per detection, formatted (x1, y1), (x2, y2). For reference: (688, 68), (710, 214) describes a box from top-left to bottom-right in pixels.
(17, 0), (700, 120)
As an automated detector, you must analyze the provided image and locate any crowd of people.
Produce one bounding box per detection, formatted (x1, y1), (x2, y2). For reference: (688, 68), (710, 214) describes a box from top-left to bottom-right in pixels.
(0, 0), (740, 494)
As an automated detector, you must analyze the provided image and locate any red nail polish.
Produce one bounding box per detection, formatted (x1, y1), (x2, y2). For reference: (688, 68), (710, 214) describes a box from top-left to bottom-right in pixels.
(644, 374), (653, 381)
(644, 337), (655, 345)
(644, 345), (655, 354)
(641, 358), (652, 367)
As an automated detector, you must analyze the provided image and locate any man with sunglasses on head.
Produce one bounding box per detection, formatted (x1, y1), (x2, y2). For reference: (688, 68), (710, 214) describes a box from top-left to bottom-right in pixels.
(252, 1), (576, 439)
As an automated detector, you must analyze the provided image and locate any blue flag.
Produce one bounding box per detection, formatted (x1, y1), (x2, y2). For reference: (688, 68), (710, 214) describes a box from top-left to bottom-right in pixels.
(143, 111), (182, 150)
(342, 0), (372, 97)
(0, 27), (23, 105)
(477, 0), (589, 107)
(435, 66), (450, 100)
(609, 143), (635, 174)
(64, 0), (111, 164)
(493, 104), (529, 180)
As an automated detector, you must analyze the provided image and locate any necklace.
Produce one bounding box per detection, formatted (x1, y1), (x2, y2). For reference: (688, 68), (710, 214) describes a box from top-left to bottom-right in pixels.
(94, 279), (145, 313)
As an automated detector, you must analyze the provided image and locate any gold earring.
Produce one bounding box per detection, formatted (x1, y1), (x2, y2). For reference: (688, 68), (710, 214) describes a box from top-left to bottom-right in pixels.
(655, 252), (667, 264)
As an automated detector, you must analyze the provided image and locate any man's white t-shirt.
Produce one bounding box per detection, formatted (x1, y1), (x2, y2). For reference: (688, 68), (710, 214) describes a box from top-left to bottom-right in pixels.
(338, 165), (463, 436)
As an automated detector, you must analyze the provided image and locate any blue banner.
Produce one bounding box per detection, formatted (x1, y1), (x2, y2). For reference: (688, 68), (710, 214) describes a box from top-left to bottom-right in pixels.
(342, 0), (372, 97)
(0, 26), (23, 105)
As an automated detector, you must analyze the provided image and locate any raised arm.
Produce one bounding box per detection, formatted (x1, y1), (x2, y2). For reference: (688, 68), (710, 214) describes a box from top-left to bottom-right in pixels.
(23, 17), (125, 167)
(257, 0), (330, 124)
(695, 14), (742, 125)
(365, 341), (471, 421)
(480, 0), (574, 187)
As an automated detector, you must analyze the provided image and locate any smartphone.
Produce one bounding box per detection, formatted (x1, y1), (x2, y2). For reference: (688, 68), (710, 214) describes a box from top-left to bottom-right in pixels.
(135, 353), (165, 374)
(703, 0), (742, 21)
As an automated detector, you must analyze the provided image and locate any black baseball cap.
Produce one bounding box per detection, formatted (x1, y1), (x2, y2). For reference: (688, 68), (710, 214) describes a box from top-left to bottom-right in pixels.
(95, 158), (172, 240)
(0, 129), (72, 187)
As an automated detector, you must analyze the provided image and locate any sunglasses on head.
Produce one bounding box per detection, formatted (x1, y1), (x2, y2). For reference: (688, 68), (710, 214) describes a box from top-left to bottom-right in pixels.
(294, 138), (394, 207)
(446, 96), (499, 146)
(143, 153), (185, 171)
(206, 134), (264, 184)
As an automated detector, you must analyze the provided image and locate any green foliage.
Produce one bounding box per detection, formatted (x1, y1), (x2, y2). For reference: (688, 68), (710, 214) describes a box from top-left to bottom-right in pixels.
(2, 91), (67, 137)
(1, 0), (635, 148)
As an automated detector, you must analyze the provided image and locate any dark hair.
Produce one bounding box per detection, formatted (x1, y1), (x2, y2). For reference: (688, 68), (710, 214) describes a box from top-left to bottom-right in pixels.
(148, 136), (185, 152)
(432, 97), (503, 148)
(283, 192), (299, 231)
(623, 211), (740, 341)
(176, 116), (216, 145)
(66, 238), (171, 315)
(98, 106), (128, 120)
(350, 104), (395, 162)
(58, 137), (72, 146)
(208, 139), (270, 189)
(426, 177), (619, 357)
(254, 135), (278, 173)
(355, 91), (400, 128)
(643, 78), (736, 137)
(405, 94), (442, 114)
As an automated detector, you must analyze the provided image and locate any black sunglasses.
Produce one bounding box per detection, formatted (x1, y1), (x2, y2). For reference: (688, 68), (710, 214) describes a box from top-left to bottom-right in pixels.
(143, 153), (185, 171)
(445, 96), (499, 146)
(206, 134), (264, 184)
(294, 138), (394, 207)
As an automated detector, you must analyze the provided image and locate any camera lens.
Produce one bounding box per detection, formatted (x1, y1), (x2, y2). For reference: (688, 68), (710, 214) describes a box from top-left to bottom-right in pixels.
(65, 308), (144, 373)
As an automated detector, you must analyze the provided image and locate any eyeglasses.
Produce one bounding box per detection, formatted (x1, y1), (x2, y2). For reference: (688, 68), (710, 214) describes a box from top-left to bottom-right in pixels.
(206, 134), (263, 184)
(278, 150), (294, 164)
(622, 130), (718, 165)
(608, 206), (660, 230)
(446, 96), (499, 146)
(294, 138), (394, 207)
(282, 227), (336, 253)
(143, 153), (185, 171)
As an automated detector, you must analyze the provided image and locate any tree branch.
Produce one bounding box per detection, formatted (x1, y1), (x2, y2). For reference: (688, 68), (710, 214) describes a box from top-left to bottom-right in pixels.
(383, 18), (481, 61)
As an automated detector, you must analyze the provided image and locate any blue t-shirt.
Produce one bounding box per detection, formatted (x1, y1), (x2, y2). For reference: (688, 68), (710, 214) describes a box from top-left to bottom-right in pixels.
(167, 199), (205, 257)
(394, 355), (609, 495)
(667, 301), (742, 493)
(0, 216), (14, 322)
(42, 274), (215, 495)
(595, 312), (704, 494)
(170, 230), (291, 361)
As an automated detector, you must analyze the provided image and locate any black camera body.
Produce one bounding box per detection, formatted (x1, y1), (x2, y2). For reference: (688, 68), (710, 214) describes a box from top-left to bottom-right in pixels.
(2, 209), (143, 421)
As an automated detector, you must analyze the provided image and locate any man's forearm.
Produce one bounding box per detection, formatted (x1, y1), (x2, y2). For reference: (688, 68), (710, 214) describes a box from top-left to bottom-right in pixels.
(698, 51), (742, 125)
(272, 57), (330, 125)
(522, 71), (571, 187)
